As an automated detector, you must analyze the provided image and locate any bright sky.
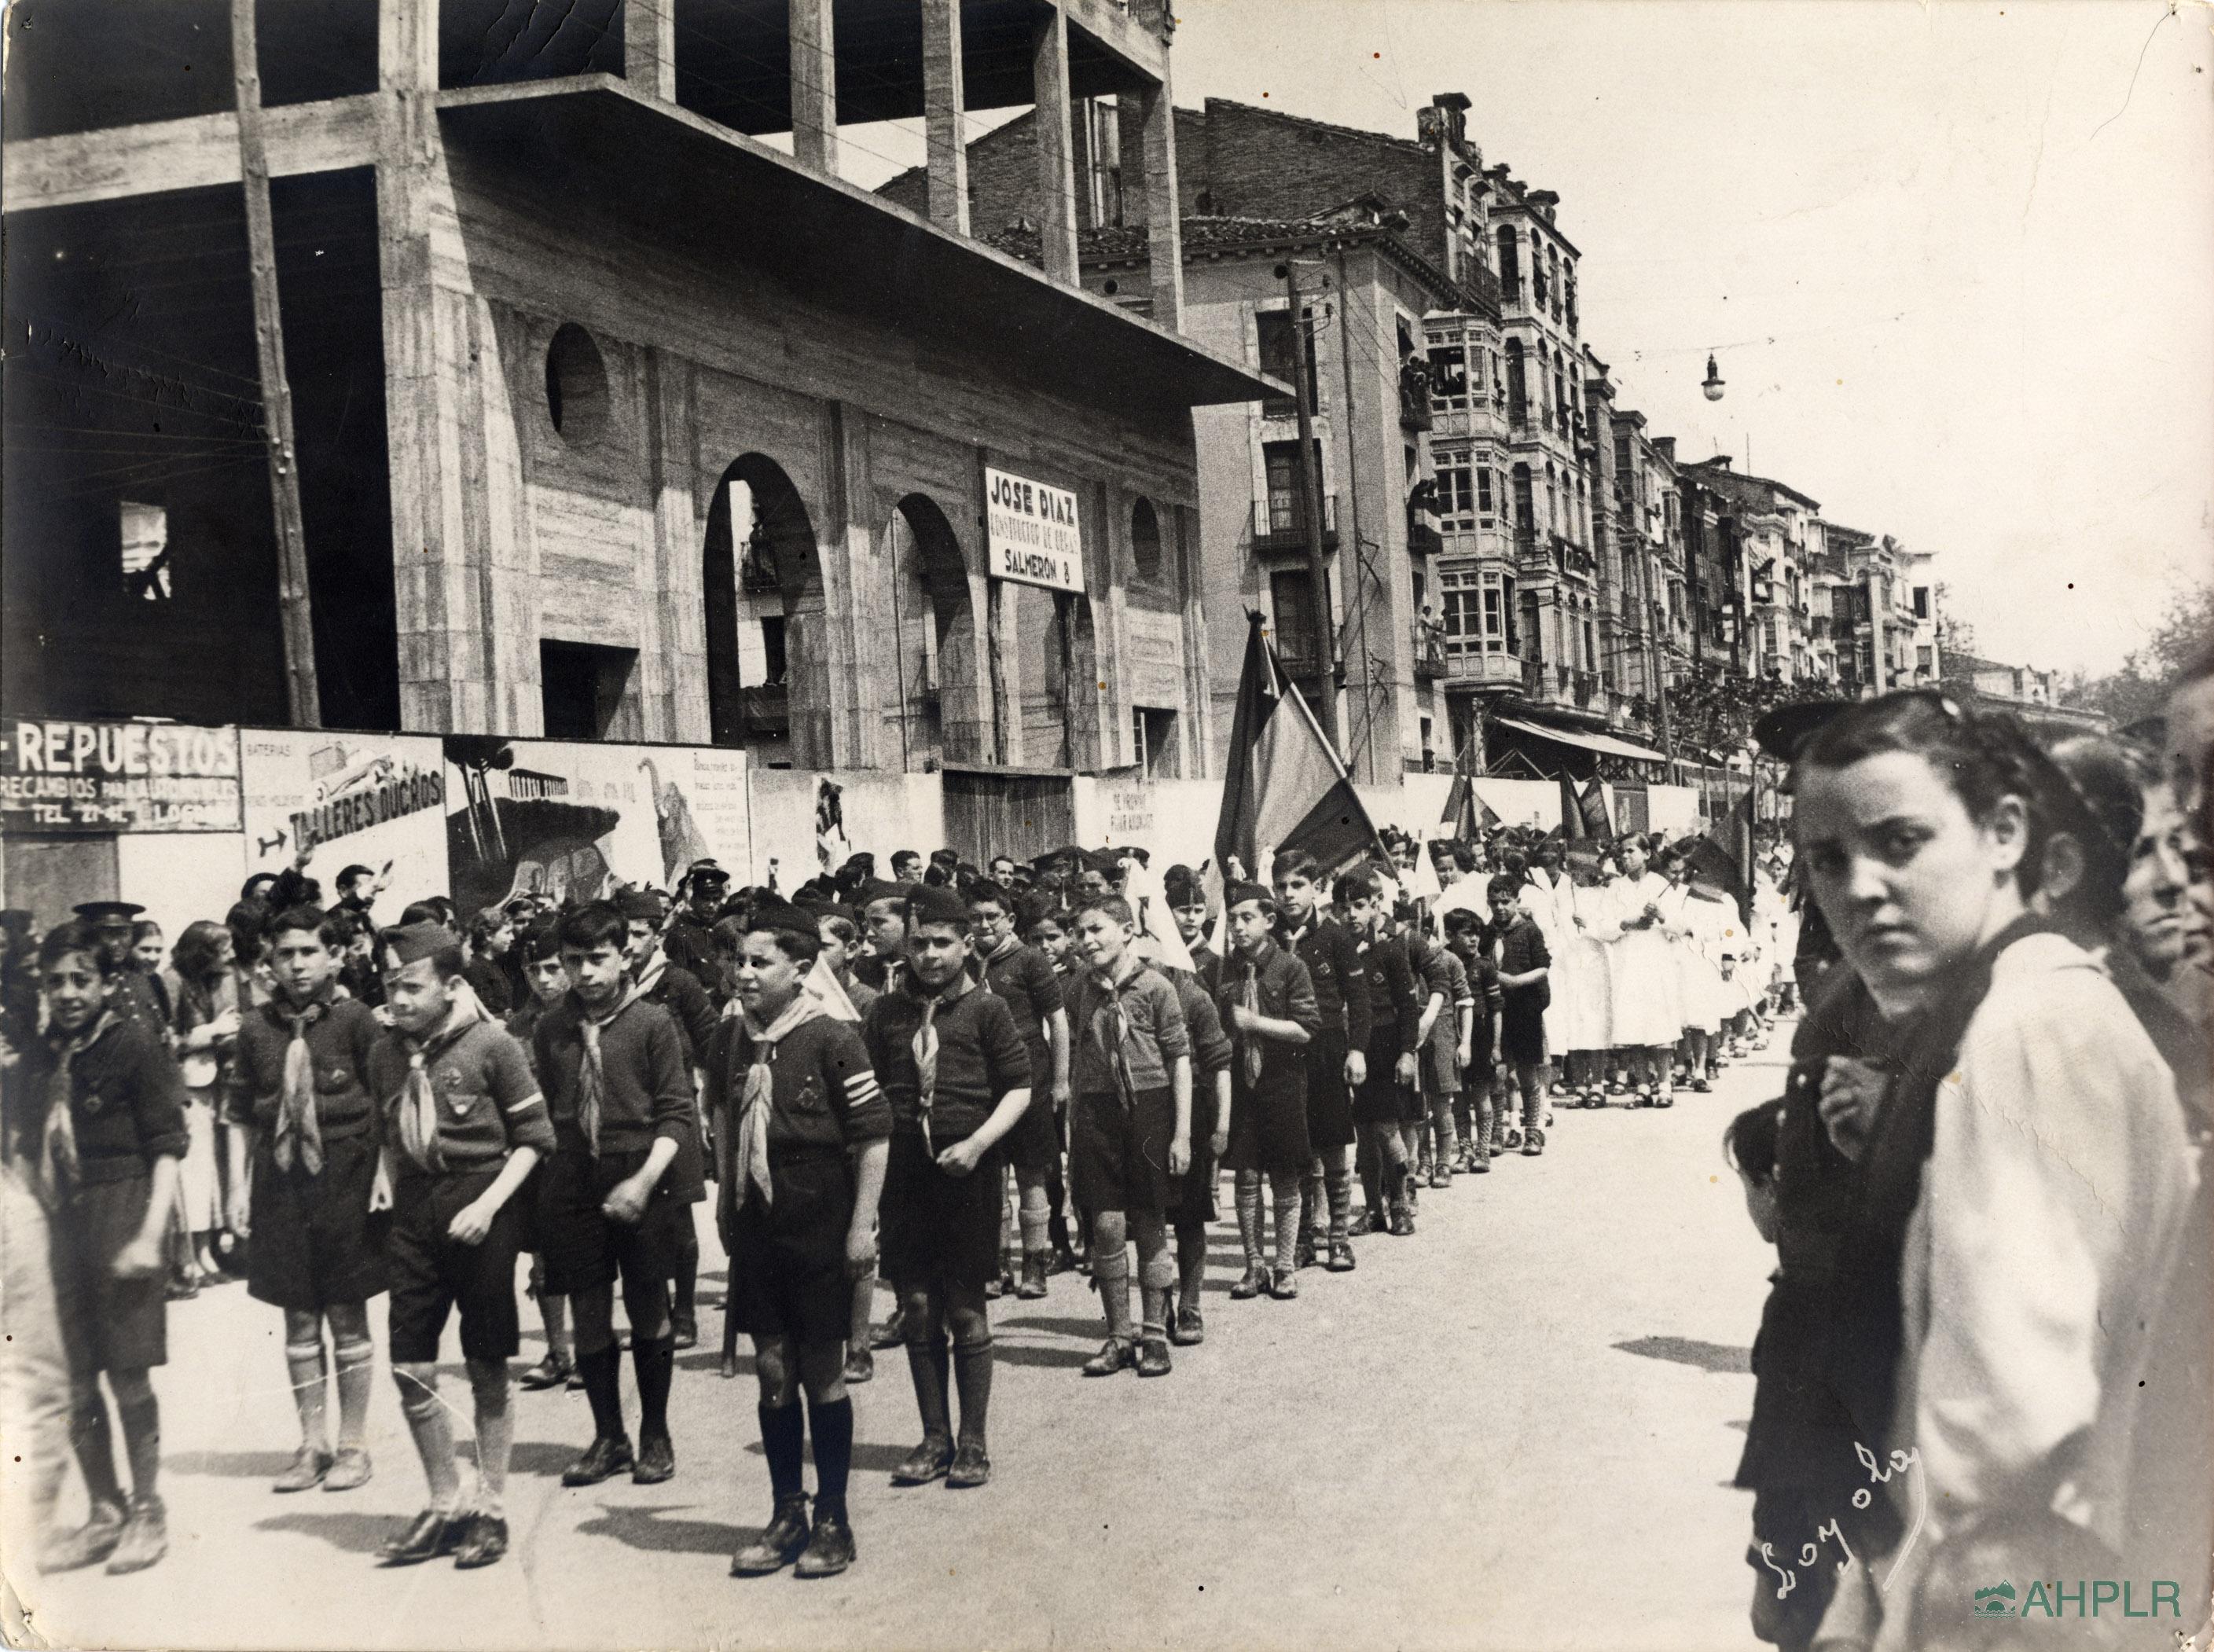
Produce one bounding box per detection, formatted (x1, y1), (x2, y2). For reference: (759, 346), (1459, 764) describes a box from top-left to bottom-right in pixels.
(843, 1), (2214, 677)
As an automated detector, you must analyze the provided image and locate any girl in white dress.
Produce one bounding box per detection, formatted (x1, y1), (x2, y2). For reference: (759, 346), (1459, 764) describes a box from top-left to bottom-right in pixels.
(1660, 855), (1731, 1092)
(1587, 835), (1677, 1105)
(1558, 857), (1616, 1107)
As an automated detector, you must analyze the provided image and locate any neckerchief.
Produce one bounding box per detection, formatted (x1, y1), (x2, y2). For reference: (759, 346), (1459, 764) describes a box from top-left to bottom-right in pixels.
(1236, 951), (1265, 1086)
(395, 999), (483, 1173)
(274, 989), (333, 1175)
(575, 982), (650, 1158)
(732, 992), (825, 1210)
(630, 950), (667, 1000)
(910, 972), (973, 1155)
(1087, 953), (1144, 1112)
(982, 931), (1023, 969)
(37, 1009), (115, 1210)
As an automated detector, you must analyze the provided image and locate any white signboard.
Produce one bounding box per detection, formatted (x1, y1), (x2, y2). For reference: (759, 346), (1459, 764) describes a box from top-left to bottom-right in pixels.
(240, 731), (450, 914)
(985, 466), (1083, 592)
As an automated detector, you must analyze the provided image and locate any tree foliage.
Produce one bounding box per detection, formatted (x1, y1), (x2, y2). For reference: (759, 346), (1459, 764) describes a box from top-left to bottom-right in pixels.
(1664, 662), (1840, 759)
(2062, 581), (2214, 729)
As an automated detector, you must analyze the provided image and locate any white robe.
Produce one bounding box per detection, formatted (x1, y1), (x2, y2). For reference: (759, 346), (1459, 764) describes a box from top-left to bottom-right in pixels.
(1665, 885), (1731, 1034)
(1590, 871), (1676, 1048)
(1557, 876), (1614, 1054)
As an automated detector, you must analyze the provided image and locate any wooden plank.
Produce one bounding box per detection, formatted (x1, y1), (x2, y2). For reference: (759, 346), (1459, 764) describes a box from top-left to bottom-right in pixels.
(233, 0), (321, 728)
(4, 95), (383, 212)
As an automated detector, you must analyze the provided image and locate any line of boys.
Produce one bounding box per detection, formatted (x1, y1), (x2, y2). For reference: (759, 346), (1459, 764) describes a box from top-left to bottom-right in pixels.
(24, 844), (1566, 1586)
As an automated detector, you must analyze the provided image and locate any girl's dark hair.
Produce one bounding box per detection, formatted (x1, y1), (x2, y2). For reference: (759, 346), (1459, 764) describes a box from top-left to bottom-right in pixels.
(2041, 736), (2157, 923)
(1794, 692), (2058, 897)
(171, 918), (233, 984)
(130, 918), (162, 945)
(39, 920), (116, 978)
(1724, 1100), (1782, 1186)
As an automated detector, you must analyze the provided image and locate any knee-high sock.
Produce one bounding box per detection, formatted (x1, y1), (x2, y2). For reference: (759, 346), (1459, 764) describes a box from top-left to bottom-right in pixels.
(632, 1334), (675, 1441)
(1234, 1173), (1263, 1267)
(1359, 1136), (1383, 1221)
(950, 1338), (993, 1448)
(1092, 1212), (1132, 1342)
(1430, 1100), (1459, 1166)
(806, 1393), (854, 1514)
(115, 1390), (160, 1506)
(332, 1338), (376, 1452)
(1323, 1156), (1351, 1242)
(1269, 1172), (1303, 1274)
(1139, 1286), (1171, 1341)
(577, 1342), (626, 1442)
(1045, 1154), (1071, 1254)
(397, 1374), (461, 1512)
(1299, 1161), (1324, 1241)
(1018, 1179), (1052, 1258)
(541, 1290), (573, 1363)
(68, 1386), (123, 1511)
(1173, 1220), (1208, 1315)
(904, 1313), (951, 1442)
(468, 1364), (512, 1518)
(670, 1254), (697, 1327)
(849, 1268), (876, 1349)
(758, 1399), (805, 1500)
(285, 1338), (330, 1452)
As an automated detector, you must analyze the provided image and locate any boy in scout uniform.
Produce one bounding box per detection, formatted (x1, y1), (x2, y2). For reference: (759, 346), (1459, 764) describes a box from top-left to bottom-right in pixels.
(368, 922), (553, 1570)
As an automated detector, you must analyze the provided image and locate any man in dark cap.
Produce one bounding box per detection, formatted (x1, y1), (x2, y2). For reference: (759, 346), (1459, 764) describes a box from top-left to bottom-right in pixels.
(665, 863), (729, 994)
(851, 880), (910, 994)
(1162, 865), (1215, 978)
(710, 895), (890, 1579)
(366, 922), (553, 1569)
(72, 902), (166, 1035)
(862, 880), (1033, 1490)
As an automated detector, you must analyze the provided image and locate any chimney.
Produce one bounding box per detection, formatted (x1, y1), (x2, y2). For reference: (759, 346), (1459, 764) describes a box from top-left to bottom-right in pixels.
(1653, 436), (1676, 464)
(1706, 454), (1733, 472)
(1423, 91), (1470, 152)
(1526, 187), (1559, 223)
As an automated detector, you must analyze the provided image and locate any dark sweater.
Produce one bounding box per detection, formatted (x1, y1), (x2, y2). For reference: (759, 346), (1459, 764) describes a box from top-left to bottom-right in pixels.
(227, 990), (383, 1140)
(862, 978), (1030, 1141)
(369, 1012), (555, 1173)
(1277, 913), (1371, 1047)
(531, 993), (696, 1158)
(706, 1014), (892, 1158)
(10, 1015), (189, 1184)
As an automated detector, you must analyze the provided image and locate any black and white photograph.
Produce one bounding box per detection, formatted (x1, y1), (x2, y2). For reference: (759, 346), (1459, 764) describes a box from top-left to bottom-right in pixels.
(1, 1), (2208, 1647)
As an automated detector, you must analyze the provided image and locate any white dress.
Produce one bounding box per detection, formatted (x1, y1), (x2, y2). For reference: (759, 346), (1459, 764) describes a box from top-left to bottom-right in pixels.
(1668, 886), (1731, 1034)
(1592, 871), (1676, 1048)
(1559, 877), (1615, 1054)
(1522, 868), (1569, 1055)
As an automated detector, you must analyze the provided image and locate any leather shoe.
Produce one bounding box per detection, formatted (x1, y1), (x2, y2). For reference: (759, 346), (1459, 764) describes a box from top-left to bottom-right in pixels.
(518, 1352), (574, 1391)
(1082, 1338), (1135, 1376)
(378, 1508), (461, 1566)
(1294, 1233), (1318, 1271)
(39, 1500), (127, 1573)
(730, 1495), (811, 1575)
(1389, 1206), (1416, 1238)
(323, 1448), (373, 1492)
(1267, 1269), (1298, 1301)
(889, 1436), (953, 1485)
(632, 1432), (676, 1485)
(274, 1444), (332, 1493)
(945, 1441), (992, 1488)
(1168, 1306), (1205, 1346)
(1229, 1266), (1269, 1300)
(794, 1503), (856, 1576)
(1135, 1337), (1173, 1377)
(670, 1314), (699, 1351)
(1522, 1127), (1545, 1157)
(1325, 1239), (1357, 1272)
(1015, 1254), (1048, 1299)
(842, 1347), (874, 1386)
(104, 1497), (167, 1575)
(868, 1311), (907, 1351)
(560, 1434), (635, 1487)
(452, 1511), (509, 1569)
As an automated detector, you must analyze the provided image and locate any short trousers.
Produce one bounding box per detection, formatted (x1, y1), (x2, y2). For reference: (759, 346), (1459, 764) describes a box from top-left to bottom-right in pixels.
(1303, 1031), (1356, 1149)
(248, 1131), (389, 1312)
(386, 1169), (526, 1364)
(536, 1144), (688, 1297)
(1500, 1000), (1549, 1066)
(1002, 1079), (1060, 1175)
(723, 1153), (856, 1345)
(1222, 1070), (1311, 1177)
(879, 1127), (1004, 1290)
(1167, 1084), (1222, 1226)
(53, 1174), (167, 1374)
(1069, 1086), (1175, 1215)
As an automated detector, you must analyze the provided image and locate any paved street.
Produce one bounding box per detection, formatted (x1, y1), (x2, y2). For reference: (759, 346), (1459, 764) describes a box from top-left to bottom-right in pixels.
(11, 1039), (1788, 1652)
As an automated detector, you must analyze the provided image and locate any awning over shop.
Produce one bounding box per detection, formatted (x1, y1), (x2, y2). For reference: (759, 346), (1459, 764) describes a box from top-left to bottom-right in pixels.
(1489, 716), (1668, 764)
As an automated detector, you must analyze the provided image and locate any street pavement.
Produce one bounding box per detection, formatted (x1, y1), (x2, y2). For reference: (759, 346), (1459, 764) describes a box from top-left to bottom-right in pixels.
(8, 1035), (1792, 1652)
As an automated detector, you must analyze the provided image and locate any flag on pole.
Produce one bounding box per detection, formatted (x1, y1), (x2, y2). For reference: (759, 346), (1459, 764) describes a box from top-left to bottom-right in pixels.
(1684, 789), (1757, 923)
(1215, 611), (1386, 880)
(1577, 775), (1614, 842)
(1556, 773), (1585, 843)
(1438, 770), (1502, 842)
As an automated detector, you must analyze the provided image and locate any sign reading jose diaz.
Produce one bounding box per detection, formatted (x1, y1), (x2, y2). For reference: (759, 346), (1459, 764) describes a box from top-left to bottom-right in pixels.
(985, 466), (1083, 593)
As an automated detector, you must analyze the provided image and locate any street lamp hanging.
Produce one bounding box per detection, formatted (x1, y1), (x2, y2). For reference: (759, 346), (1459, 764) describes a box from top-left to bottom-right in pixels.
(1702, 353), (1726, 402)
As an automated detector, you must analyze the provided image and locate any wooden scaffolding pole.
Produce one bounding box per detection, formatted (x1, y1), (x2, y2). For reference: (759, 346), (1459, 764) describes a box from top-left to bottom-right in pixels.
(233, 0), (321, 726)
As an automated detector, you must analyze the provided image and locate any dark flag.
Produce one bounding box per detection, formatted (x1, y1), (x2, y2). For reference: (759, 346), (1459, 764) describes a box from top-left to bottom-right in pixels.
(1556, 773), (1584, 843)
(1684, 789), (1757, 923)
(1577, 775), (1614, 841)
(1215, 611), (1384, 879)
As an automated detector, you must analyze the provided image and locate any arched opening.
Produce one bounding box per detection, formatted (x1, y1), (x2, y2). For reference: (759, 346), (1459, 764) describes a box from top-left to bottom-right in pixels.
(1010, 585), (1100, 769)
(1129, 496), (1163, 584)
(545, 322), (609, 443)
(883, 494), (984, 770)
(701, 453), (824, 765)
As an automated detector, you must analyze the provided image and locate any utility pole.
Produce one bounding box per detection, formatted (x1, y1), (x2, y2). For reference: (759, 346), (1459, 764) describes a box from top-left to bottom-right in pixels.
(233, 0), (321, 726)
(1276, 261), (1338, 751)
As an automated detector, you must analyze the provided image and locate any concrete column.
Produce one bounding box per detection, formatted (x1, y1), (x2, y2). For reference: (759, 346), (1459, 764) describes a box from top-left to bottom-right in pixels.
(1136, 81), (1184, 330)
(790, 0), (838, 175)
(624, 0), (676, 100)
(921, 0), (968, 234)
(642, 348), (707, 741)
(818, 402), (872, 768)
(1031, 7), (1080, 284)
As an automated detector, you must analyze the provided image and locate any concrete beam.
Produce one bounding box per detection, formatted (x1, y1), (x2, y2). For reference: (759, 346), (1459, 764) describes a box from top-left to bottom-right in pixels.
(4, 95), (381, 212)
(790, 0), (838, 174)
(624, 0), (677, 101)
(1032, 9), (1080, 285)
(921, 0), (967, 234)
(1062, 0), (1169, 87)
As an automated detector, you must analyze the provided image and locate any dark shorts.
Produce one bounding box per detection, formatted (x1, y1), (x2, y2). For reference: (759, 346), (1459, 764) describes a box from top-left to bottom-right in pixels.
(724, 1153), (855, 1346)
(1397, 1077), (1431, 1127)
(1070, 1086), (1175, 1216)
(1501, 1000), (1548, 1066)
(54, 1174), (167, 1374)
(1303, 1031), (1356, 1149)
(248, 1131), (389, 1312)
(665, 1114), (708, 1205)
(1003, 1082), (1059, 1175)
(537, 1144), (688, 1297)
(1167, 1084), (1221, 1227)
(387, 1169), (526, 1364)
(1352, 1042), (1402, 1125)
(1222, 1071), (1310, 1177)
(879, 1127), (1003, 1290)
